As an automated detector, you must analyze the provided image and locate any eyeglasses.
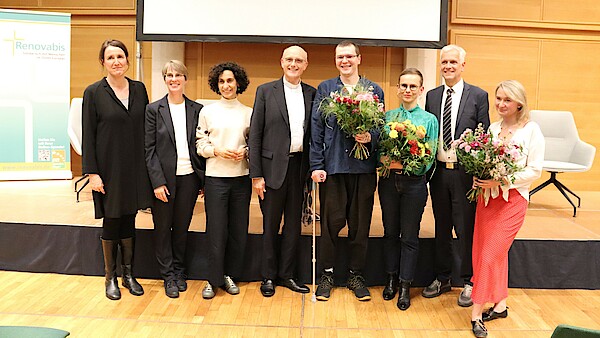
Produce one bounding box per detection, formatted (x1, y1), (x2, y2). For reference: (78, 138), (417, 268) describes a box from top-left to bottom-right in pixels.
(165, 73), (185, 79)
(336, 54), (359, 61)
(397, 83), (420, 92)
(283, 57), (306, 64)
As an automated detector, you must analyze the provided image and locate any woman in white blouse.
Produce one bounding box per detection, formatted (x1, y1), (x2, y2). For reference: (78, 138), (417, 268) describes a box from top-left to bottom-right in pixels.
(196, 62), (252, 299)
(469, 80), (545, 337)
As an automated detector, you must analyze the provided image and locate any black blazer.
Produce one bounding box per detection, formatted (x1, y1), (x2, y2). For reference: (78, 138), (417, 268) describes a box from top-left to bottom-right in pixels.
(145, 95), (205, 196)
(425, 82), (490, 141)
(249, 78), (317, 190)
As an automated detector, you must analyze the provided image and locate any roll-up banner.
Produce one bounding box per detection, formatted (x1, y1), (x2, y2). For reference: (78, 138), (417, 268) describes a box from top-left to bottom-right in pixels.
(0, 9), (71, 180)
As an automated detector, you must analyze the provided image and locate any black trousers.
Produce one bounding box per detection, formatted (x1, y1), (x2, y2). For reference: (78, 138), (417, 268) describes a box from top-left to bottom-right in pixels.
(204, 175), (251, 287)
(378, 173), (428, 281)
(318, 173), (377, 272)
(429, 164), (476, 284)
(259, 154), (304, 280)
(151, 173), (201, 281)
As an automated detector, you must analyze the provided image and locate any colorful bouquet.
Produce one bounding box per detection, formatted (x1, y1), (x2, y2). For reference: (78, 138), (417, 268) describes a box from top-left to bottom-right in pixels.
(320, 85), (385, 160)
(454, 124), (524, 202)
(378, 120), (434, 177)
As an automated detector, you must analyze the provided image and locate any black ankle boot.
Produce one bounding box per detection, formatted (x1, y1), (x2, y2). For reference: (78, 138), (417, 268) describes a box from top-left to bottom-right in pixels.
(382, 273), (399, 301)
(120, 237), (144, 296)
(397, 279), (411, 311)
(101, 238), (121, 300)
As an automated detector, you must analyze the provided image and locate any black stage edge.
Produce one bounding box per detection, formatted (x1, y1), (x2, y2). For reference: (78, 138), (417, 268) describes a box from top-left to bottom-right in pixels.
(1, 222), (598, 289)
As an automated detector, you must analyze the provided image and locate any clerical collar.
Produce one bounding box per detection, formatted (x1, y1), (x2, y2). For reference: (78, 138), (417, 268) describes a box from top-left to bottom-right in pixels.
(283, 76), (301, 89)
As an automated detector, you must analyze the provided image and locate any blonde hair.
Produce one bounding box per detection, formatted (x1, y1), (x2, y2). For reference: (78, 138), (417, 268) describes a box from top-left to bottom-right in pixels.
(162, 60), (188, 80)
(496, 80), (529, 123)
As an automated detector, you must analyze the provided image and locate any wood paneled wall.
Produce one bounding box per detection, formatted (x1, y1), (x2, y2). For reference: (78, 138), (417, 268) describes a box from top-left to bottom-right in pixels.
(183, 43), (404, 110)
(10, 0), (600, 190)
(450, 0), (600, 190)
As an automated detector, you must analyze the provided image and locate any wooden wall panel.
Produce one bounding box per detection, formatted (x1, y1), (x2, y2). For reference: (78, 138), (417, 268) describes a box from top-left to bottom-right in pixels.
(453, 0), (600, 31)
(451, 29), (600, 190)
(5, 0), (135, 14)
(184, 43), (400, 110)
(543, 0), (600, 25)
(537, 40), (600, 144)
(455, 0), (542, 22)
(454, 33), (541, 109)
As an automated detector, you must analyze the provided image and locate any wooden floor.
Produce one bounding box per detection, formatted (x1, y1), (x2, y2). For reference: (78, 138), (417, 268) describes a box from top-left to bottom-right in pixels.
(2, 179), (600, 336)
(1, 270), (600, 337)
(0, 177), (599, 240)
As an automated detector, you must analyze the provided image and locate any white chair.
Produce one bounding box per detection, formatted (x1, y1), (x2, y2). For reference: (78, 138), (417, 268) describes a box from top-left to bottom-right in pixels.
(67, 97), (88, 202)
(529, 110), (596, 217)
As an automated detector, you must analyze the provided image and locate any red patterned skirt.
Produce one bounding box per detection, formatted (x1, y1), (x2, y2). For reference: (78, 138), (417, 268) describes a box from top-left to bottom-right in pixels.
(471, 189), (528, 304)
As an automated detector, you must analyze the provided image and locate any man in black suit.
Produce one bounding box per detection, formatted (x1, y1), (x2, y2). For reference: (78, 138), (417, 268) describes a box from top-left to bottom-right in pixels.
(422, 45), (490, 307)
(249, 45), (316, 297)
(145, 60), (205, 298)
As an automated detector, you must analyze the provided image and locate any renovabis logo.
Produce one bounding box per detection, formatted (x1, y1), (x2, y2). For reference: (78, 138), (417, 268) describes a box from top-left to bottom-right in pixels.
(4, 30), (66, 57)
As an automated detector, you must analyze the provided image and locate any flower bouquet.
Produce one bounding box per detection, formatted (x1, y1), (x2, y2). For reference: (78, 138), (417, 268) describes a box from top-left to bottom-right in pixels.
(454, 124), (524, 202)
(378, 120), (434, 177)
(320, 85), (385, 160)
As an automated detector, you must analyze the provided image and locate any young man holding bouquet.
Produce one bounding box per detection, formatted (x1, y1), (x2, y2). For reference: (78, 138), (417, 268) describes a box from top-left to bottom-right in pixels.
(310, 40), (385, 301)
(422, 45), (490, 307)
(378, 68), (438, 310)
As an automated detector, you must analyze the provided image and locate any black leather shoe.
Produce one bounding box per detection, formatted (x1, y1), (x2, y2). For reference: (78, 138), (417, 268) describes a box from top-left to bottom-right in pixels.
(164, 279), (179, 298)
(382, 273), (399, 301)
(260, 279), (275, 297)
(482, 307), (508, 322)
(471, 319), (488, 337)
(397, 280), (411, 311)
(279, 278), (310, 294)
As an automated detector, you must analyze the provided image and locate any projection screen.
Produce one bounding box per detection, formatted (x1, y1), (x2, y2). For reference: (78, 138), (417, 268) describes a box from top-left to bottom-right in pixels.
(136, 0), (448, 48)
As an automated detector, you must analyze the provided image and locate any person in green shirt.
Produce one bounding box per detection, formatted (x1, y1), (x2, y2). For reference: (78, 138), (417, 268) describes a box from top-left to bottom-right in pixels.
(378, 68), (438, 310)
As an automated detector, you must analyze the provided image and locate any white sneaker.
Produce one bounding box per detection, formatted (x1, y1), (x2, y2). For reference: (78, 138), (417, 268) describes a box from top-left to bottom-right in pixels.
(223, 275), (240, 295)
(202, 282), (215, 299)
(458, 284), (473, 307)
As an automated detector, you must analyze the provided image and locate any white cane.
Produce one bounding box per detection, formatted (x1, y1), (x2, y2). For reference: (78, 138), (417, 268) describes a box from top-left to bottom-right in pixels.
(311, 180), (317, 303)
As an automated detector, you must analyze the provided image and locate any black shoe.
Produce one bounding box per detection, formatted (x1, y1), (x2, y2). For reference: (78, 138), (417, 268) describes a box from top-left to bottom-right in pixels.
(164, 279), (179, 298)
(279, 278), (309, 294)
(397, 280), (411, 311)
(347, 272), (371, 301)
(482, 307), (508, 322)
(382, 273), (399, 301)
(120, 238), (144, 296)
(260, 279), (275, 297)
(422, 279), (451, 298)
(315, 271), (334, 301)
(471, 319), (488, 337)
(175, 274), (187, 292)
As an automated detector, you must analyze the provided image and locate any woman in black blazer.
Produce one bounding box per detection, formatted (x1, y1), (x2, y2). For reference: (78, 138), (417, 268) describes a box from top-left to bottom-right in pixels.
(82, 39), (153, 300)
(145, 60), (205, 298)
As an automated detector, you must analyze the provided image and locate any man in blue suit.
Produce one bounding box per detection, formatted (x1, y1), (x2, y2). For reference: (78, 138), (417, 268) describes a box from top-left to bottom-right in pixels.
(422, 45), (490, 307)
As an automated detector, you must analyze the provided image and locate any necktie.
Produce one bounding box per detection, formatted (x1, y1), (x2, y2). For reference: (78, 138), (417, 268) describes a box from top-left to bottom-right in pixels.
(442, 88), (454, 148)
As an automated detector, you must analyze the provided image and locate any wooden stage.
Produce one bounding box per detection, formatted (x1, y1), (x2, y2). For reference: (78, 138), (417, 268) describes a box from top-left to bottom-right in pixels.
(1, 178), (600, 337)
(1, 177), (599, 240)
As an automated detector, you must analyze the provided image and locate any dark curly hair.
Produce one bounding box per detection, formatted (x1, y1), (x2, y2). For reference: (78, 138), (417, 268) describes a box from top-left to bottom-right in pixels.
(208, 62), (250, 95)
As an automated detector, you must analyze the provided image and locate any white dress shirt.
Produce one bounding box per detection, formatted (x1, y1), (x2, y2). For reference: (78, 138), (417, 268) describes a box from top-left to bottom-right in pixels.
(437, 79), (464, 163)
(283, 77), (305, 153)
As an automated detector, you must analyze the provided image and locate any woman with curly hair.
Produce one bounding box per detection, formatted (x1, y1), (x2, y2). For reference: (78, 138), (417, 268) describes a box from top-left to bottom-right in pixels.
(196, 62), (252, 299)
